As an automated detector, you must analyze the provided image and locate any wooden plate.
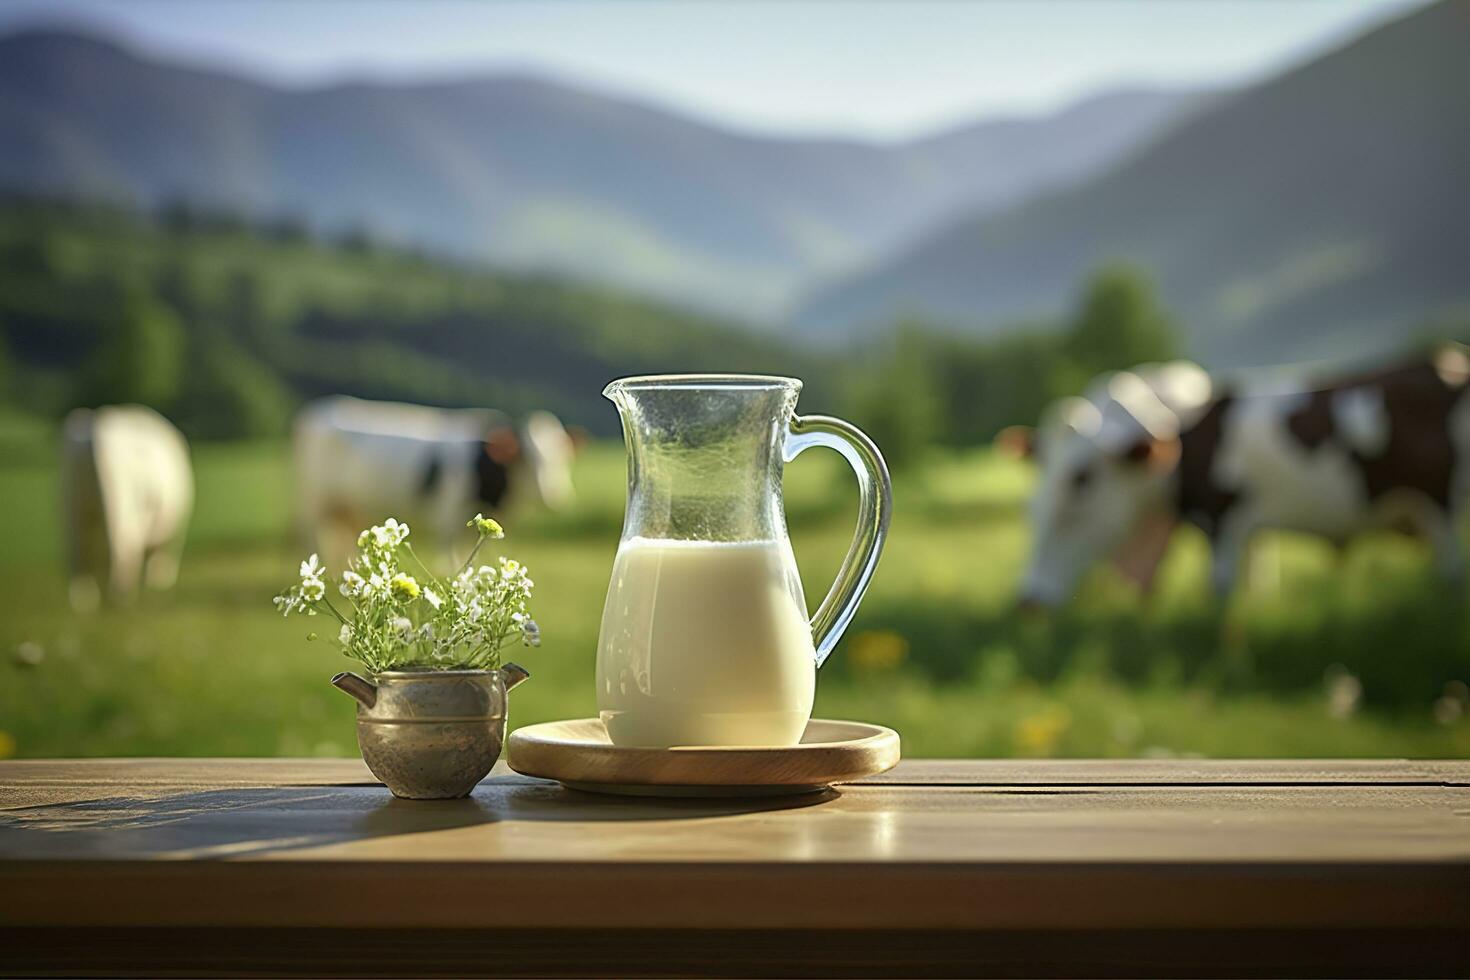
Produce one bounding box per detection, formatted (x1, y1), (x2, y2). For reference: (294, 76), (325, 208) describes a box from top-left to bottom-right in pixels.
(507, 718), (900, 797)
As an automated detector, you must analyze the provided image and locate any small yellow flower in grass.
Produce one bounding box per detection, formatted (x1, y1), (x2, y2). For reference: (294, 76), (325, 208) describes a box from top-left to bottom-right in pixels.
(849, 630), (908, 671)
(0, 730), (15, 759)
(1015, 704), (1072, 756)
(468, 513), (505, 539)
(390, 573), (420, 600)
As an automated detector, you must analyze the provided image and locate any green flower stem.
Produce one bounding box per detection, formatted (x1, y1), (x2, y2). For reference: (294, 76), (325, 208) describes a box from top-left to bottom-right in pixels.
(316, 595), (351, 626)
(401, 543), (443, 590)
(456, 536), (491, 578)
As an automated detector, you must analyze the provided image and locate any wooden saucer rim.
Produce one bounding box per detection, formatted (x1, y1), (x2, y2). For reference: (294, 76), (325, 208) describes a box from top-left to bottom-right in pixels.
(507, 718), (900, 788)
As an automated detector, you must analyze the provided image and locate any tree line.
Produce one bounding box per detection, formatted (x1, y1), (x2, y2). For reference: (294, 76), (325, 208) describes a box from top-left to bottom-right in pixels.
(1, 194), (1323, 463)
(843, 265), (1180, 467)
(0, 196), (812, 439)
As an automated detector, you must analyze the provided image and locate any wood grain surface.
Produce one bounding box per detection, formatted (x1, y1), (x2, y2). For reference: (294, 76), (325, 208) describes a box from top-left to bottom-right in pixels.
(2, 757), (1467, 977)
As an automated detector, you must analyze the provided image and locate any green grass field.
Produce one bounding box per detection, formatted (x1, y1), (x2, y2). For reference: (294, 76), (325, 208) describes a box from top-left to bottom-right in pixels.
(1, 425), (1467, 759)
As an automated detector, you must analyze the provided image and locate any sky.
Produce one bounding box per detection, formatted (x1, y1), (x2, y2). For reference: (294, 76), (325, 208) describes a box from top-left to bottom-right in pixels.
(0, 0), (1429, 141)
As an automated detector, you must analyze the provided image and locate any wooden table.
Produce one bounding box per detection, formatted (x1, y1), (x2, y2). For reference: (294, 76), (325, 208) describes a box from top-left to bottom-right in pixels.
(1, 758), (1467, 978)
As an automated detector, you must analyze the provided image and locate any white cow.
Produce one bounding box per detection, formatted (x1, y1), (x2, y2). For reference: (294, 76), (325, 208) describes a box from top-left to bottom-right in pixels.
(293, 396), (579, 566)
(61, 405), (194, 610)
(1008, 348), (1470, 606)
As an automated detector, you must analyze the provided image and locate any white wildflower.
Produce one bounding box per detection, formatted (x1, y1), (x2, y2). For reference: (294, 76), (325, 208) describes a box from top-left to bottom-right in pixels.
(340, 570), (365, 598)
(359, 517), (411, 553)
(376, 518), (409, 547)
(300, 577), (325, 603)
(424, 588), (442, 610)
(299, 553), (324, 581)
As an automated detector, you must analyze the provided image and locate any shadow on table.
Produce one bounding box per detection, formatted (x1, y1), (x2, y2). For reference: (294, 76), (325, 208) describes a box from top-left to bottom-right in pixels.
(0, 778), (837, 859)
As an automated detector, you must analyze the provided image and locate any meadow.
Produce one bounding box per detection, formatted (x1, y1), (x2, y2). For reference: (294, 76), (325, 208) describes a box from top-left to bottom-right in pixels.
(1, 417), (1467, 760)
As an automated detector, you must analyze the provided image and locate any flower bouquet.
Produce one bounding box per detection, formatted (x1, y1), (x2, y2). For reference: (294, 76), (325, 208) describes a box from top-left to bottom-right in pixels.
(274, 514), (538, 798)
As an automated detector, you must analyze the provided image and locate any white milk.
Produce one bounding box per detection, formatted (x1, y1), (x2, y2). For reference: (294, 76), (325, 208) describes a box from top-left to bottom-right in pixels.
(596, 537), (816, 747)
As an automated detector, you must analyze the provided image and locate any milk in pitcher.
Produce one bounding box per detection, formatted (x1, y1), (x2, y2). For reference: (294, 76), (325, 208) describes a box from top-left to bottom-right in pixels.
(596, 537), (816, 747)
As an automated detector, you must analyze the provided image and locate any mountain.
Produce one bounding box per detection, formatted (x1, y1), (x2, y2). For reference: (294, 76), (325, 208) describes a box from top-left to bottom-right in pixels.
(0, 27), (1205, 320)
(794, 1), (1470, 368)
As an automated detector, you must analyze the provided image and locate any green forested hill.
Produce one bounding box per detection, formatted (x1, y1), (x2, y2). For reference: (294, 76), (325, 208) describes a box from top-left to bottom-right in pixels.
(795, 1), (1470, 369)
(0, 197), (822, 438)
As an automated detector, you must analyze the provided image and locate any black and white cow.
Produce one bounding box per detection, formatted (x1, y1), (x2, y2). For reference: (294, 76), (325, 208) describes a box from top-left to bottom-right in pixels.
(1008, 347), (1470, 606)
(293, 396), (580, 566)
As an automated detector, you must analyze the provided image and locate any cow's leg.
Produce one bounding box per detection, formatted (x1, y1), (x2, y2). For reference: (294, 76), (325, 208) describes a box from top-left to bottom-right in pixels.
(63, 425), (106, 612)
(144, 532), (185, 590)
(1383, 489), (1465, 582)
(432, 468), (478, 571)
(320, 506), (360, 579)
(68, 520), (107, 612)
(107, 527), (145, 603)
(1209, 511), (1257, 598)
(1424, 505), (1465, 581)
(69, 575), (101, 613)
(437, 498), (471, 573)
(1247, 532), (1282, 595)
(297, 492), (329, 561)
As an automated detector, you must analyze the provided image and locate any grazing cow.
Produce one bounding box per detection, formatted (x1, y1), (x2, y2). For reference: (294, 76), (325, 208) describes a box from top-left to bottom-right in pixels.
(293, 396), (580, 564)
(1008, 347), (1470, 606)
(61, 405), (194, 610)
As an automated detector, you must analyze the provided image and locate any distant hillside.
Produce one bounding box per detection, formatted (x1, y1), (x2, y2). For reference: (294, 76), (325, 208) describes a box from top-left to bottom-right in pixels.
(0, 28), (1205, 319)
(795, 1), (1470, 369)
(0, 196), (821, 439)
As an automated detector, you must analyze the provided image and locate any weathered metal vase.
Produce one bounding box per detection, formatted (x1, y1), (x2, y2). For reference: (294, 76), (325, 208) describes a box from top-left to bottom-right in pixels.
(331, 665), (530, 799)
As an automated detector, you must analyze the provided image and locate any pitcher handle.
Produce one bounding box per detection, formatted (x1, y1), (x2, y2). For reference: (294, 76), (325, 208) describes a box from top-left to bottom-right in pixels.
(784, 414), (892, 667)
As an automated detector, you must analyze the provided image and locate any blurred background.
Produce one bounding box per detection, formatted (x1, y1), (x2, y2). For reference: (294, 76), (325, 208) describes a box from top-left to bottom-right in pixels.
(1, 0), (1467, 760)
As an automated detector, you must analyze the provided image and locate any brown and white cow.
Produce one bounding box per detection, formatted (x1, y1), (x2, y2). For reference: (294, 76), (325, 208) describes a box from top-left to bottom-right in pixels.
(1009, 346), (1470, 606)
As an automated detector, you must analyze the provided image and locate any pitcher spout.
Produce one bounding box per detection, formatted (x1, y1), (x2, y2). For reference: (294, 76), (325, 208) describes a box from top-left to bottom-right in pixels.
(331, 671), (378, 708)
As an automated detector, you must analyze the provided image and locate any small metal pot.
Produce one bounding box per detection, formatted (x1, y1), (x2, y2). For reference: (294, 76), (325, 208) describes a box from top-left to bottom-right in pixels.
(331, 665), (530, 800)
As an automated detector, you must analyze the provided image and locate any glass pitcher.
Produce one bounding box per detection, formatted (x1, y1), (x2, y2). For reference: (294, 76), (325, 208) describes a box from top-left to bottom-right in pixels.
(597, 374), (891, 747)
